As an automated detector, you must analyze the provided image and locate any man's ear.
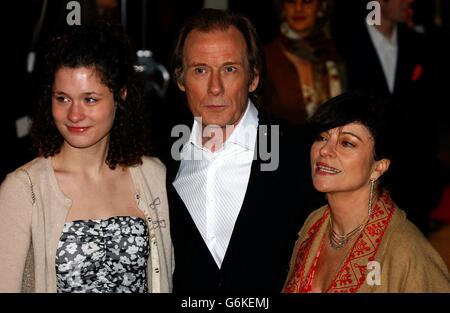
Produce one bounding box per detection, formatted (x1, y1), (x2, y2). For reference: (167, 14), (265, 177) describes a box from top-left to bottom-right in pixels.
(120, 87), (127, 100)
(175, 68), (186, 92)
(371, 158), (391, 181)
(177, 81), (186, 92)
(248, 71), (259, 93)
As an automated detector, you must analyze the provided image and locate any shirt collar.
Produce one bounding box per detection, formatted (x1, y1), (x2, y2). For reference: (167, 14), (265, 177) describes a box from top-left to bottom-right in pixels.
(189, 99), (259, 152)
(366, 23), (398, 48)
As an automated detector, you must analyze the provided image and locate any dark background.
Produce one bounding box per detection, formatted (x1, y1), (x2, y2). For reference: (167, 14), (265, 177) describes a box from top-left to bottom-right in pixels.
(1, 0), (449, 213)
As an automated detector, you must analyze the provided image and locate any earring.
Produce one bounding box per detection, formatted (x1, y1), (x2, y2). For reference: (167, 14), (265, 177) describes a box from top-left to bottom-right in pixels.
(368, 178), (376, 216)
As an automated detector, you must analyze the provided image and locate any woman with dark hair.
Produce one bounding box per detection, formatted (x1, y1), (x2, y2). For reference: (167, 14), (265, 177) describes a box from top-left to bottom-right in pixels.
(0, 23), (173, 293)
(263, 0), (346, 124)
(283, 92), (450, 292)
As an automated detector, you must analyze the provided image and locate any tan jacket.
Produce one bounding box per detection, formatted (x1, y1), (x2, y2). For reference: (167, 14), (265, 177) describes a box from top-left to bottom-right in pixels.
(284, 193), (450, 292)
(0, 156), (174, 293)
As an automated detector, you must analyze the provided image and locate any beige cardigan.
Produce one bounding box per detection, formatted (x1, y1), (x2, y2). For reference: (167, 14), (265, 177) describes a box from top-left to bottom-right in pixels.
(0, 156), (174, 293)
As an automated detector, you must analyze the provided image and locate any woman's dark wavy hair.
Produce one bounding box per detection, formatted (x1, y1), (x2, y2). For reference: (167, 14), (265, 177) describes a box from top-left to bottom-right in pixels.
(170, 8), (265, 103)
(31, 22), (146, 169)
(308, 91), (396, 191)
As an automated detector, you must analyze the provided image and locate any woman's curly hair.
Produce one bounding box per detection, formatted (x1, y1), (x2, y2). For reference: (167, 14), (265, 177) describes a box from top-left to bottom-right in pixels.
(31, 22), (147, 169)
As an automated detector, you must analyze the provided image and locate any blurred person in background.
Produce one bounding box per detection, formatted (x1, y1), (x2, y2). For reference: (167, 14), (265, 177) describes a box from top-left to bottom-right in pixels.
(262, 0), (346, 125)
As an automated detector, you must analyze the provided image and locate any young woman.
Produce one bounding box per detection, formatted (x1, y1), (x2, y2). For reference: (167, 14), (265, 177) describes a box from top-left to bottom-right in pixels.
(0, 23), (173, 293)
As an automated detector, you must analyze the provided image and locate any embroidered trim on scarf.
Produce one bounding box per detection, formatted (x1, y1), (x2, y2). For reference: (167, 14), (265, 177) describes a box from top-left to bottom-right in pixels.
(283, 210), (329, 293)
(284, 193), (395, 293)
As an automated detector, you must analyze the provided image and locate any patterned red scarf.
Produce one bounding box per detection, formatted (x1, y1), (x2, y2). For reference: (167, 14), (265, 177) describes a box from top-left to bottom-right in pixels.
(284, 192), (396, 293)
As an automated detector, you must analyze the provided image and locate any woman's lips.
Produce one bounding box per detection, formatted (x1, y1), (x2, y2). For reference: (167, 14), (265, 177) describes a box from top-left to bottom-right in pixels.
(67, 126), (91, 133)
(315, 162), (341, 175)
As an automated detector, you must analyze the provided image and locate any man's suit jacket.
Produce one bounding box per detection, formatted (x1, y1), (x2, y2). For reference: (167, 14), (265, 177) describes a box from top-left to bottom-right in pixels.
(337, 22), (428, 101)
(165, 109), (324, 293)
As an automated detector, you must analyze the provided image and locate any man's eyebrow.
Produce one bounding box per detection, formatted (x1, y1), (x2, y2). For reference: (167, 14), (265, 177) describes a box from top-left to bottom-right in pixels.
(223, 61), (242, 65)
(187, 61), (243, 67)
(187, 62), (208, 67)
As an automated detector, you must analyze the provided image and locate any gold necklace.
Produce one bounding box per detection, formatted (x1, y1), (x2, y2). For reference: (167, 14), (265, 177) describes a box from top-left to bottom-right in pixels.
(328, 216), (369, 249)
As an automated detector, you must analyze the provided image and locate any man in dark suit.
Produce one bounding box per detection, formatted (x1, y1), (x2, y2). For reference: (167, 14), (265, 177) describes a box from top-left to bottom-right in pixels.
(165, 8), (323, 293)
(333, 0), (443, 235)
(335, 0), (425, 99)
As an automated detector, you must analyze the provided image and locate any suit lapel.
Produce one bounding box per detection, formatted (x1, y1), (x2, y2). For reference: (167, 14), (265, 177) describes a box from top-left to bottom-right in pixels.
(361, 24), (391, 95)
(220, 109), (273, 270)
(168, 156), (221, 271)
(393, 26), (411, 96)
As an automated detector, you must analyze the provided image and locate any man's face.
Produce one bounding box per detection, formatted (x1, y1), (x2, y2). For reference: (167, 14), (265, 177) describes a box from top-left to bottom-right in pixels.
(380, 0), (414, 24)
(177, 26), (259, 128)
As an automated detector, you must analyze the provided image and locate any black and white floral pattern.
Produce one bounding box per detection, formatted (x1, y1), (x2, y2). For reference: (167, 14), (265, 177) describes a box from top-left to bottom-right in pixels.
(55, 216), (149, 293)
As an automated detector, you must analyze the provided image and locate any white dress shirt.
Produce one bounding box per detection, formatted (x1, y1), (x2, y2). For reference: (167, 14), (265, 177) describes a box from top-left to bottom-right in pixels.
(173, 100), (258, 268)
(366, 23), (398, 93)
